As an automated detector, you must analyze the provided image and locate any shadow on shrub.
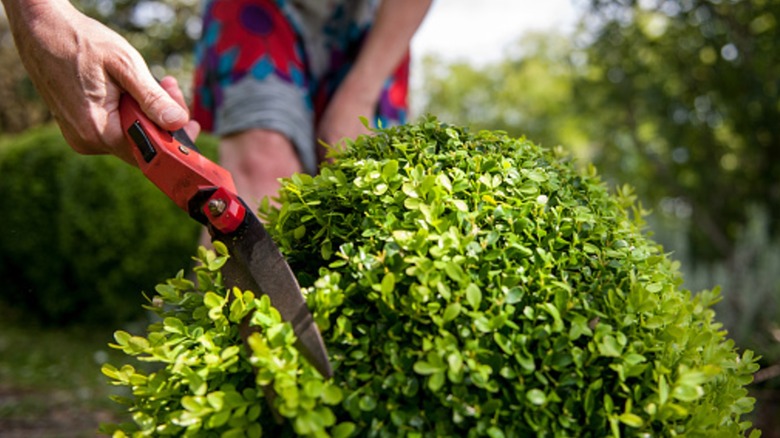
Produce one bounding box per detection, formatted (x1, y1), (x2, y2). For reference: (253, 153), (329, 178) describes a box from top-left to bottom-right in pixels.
(0, 125), (217, 325)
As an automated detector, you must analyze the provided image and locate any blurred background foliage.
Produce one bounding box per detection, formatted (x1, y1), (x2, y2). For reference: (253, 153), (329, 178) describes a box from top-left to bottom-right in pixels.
(423, 0), (780, 376)
(0, 0), (778, 434)
(0, 126), (215, 325)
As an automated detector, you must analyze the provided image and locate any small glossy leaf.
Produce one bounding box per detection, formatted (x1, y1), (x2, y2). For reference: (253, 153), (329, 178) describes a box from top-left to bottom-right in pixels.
(428, 371), (446, 391)
(466, 283), (482, 309)
(413, 360), (443, 375)
(618, 412), (644, 428)
(442, 302), (461, 322)
(332, 422), (357, 438)
(358, 395), (377, 411)
(381, 273), (395, 296)
(526, 389), (547, 406)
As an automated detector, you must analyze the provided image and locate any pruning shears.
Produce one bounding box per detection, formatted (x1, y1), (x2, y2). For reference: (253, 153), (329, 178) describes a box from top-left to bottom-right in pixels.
(118, 94), (332, 380)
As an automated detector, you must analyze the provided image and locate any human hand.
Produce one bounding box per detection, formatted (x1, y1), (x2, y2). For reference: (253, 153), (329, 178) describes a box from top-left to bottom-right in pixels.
(5, 0), (198, 165)
(316, 87), (375, 163)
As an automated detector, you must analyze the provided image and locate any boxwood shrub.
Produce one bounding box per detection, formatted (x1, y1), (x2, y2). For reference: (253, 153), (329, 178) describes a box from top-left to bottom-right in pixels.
(101, 118), (759, 436)
(0, 126), (216, 325)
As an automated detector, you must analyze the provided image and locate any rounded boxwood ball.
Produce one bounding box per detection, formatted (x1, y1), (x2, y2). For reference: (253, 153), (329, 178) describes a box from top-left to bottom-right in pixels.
(102, 118), (759, 437)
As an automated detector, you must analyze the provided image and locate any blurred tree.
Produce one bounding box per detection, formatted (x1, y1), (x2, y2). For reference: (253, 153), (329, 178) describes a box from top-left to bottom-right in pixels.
(76, 0), (201, 88)
(576, 0), (779, 262)
(420, 33), (593, 162)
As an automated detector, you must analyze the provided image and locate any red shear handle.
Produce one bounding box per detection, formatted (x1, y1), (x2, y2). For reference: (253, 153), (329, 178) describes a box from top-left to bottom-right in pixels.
(119, 94), (246, 233)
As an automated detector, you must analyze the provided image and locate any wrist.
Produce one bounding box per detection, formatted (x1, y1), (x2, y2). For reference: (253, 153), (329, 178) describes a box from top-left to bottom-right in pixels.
(335, 69), (383, 108)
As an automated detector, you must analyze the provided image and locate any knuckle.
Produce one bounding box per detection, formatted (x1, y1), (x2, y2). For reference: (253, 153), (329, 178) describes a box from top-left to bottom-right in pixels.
(139, 87), (167, 109)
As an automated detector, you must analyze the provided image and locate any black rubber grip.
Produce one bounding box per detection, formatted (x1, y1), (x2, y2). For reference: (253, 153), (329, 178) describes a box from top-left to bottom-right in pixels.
(127, 121), (157, 163)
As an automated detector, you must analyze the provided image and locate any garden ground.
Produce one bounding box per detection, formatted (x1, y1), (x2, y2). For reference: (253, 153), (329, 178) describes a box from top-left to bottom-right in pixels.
(0, 307), (125, 437)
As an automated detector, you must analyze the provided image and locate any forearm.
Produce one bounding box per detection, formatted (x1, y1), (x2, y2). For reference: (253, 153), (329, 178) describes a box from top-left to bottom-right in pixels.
(3, 0), (76, 42)
(337, 0), (432, 103)
(3, 0), (84, 90)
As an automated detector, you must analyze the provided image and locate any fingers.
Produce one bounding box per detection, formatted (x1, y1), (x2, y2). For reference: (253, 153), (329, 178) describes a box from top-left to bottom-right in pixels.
(160, 76), (201, 141)
(108, 53), (189, 132)
(159, 75), (188, 110)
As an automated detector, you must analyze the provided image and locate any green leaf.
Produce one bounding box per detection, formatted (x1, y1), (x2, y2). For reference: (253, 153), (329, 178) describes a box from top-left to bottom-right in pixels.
(206, 392), (224, 411)
(181, 395), (204, 413)
(436, 173), (453, 192)
(213, 240), (229, 256)
(442, 261), (467, 284)
(659, 375), (670, 405)
(221, 429), (245, 438)
(672, 384), (704, 402)
(583, 243), (599, 254)
(203, 292), (223, 309)
(428, 371), (446, 391)
(540, 302), (563, 332)
(413, 360), (444, 375)
(447, 352), (463, 374)
(452, 199), (469, 212)
(303, 380), (324, 399)
(568, 315), (593, 340)
(493, 332), (513, 354)
(373, 182), (388, 195)
(505, 287), (523, 304)
(127, 336), (150, 353)
(358, 395), (377, 411)
(162, 317), (185, 334)
(618, 412), (644, 428)
(487, 427), (506, 438)
(112, 330), (131, 347)
(206, 409), (230, 429)
(331, 422), (356, 438)
(597, 334), (623, 357)
(526, 169), (547, 182)
(381, 272), (395, 296)
(208, 254), (228, 271)
(321, 238), (333, 260)
(382, 160), (399, 180)
(321, 385), (344, 405)
(100, 363), (119, 380)
(442, 302), (461, 322)
(466, 283), (482, 309)
(526, 388), (546, 406)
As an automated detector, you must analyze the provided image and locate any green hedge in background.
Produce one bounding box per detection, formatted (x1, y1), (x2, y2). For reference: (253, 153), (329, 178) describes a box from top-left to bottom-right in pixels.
(0, 125), (217, 325)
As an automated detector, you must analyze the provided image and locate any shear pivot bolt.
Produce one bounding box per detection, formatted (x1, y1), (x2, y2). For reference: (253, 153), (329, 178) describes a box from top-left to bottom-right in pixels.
(208, 199), (227, 217)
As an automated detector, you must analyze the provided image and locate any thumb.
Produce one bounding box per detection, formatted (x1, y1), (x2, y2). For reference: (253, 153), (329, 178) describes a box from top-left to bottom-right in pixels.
(108, 51), (189, 131)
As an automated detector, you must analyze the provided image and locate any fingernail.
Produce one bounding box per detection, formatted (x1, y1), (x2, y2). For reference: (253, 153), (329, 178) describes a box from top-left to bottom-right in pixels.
(161, 107), (187, 125)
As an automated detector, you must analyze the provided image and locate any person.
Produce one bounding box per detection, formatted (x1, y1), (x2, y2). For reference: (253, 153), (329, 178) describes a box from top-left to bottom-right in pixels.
(1, 0), (431, 215)
(193, 0), (431, 215)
